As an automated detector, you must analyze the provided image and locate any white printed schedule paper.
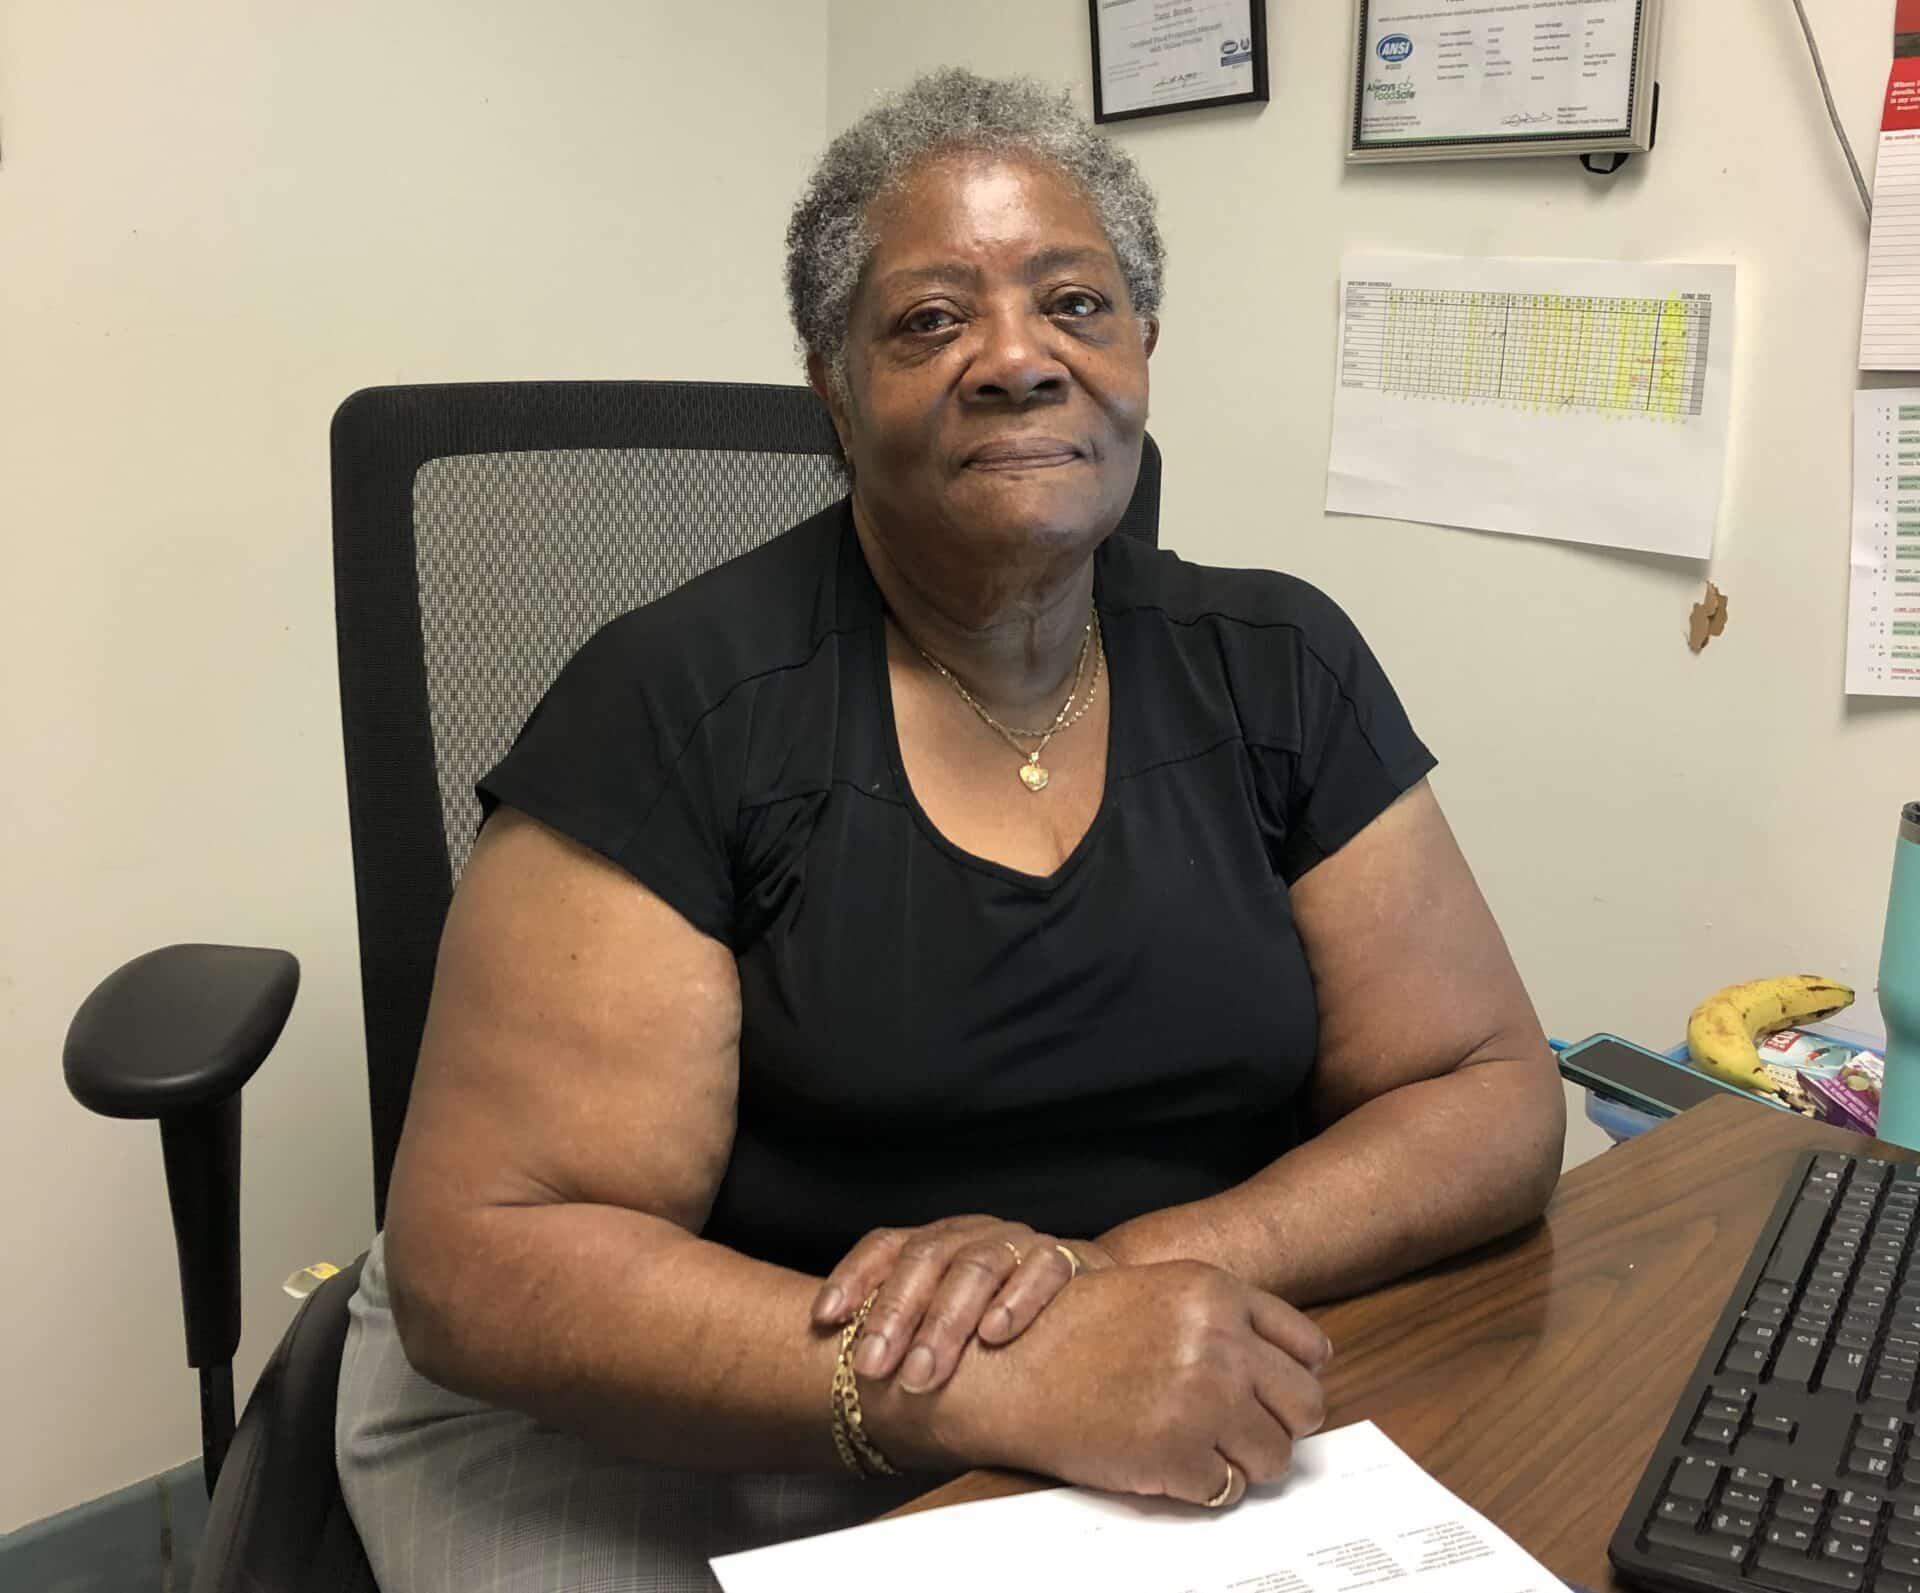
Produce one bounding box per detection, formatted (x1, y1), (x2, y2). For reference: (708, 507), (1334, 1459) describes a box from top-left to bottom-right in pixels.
(1850, 391), (1920, 697)
(710, 1422), (1569, 1593)
(1327, 254), (1736, 558)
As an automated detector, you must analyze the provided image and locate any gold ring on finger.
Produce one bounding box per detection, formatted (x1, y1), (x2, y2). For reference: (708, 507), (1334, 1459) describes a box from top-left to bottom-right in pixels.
(1053, 1243), (1082, 1279)
(1204, 1461), (1237, 1510)
(1003, 1240), (1023, 1266)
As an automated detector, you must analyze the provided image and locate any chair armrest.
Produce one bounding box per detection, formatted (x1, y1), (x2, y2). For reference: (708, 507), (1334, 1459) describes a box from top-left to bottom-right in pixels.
(62, 942), (301, 1490)
(64, 944), (299, 1118)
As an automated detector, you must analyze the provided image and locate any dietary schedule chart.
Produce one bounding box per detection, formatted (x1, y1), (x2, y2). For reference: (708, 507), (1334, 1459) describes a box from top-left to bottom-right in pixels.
(1341, 284), (1715, 418)
(1849, 390), (1920, 698)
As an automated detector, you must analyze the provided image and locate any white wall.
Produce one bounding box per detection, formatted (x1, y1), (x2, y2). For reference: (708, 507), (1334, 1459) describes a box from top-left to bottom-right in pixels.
(827, 2), (1917, 1169)
(0, 0), (827, 1531)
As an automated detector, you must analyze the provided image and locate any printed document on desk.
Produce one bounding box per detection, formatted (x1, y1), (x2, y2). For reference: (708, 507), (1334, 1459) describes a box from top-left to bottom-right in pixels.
(1327, 254), (1736, 558)
(711, 1421), (1568, 1593)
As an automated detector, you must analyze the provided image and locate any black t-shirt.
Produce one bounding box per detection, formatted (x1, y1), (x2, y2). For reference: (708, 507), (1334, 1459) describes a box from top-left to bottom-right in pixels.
(476, 500), (1435, 1275)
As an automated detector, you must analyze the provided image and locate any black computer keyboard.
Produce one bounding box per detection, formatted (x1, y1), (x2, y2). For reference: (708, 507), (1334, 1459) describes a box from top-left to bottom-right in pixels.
(1612, 1150), (1920, 1593)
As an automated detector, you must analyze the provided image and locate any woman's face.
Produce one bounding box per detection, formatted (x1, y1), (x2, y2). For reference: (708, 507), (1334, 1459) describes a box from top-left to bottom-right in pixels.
(818, 152), (1157, 600)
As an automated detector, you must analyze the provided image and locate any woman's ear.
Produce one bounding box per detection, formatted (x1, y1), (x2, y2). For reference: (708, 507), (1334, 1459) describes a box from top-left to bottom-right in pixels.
(805, 353), (854, 456)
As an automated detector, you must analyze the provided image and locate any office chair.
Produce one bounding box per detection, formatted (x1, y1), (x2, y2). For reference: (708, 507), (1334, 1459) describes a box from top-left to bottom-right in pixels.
(60, 379), (1163, 1593)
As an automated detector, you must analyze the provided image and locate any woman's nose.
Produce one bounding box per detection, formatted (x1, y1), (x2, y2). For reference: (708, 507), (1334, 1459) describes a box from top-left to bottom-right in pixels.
(962, 312), (1067, 404)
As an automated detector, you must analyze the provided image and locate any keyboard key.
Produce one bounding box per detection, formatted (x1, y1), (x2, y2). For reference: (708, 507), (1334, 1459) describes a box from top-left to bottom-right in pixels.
(1754, 1544), (1864, 1586)
(1670, 1457), (1724, 1500)
(1756, 1415), (1801, 1441)
(1871, 1574), (1920, 1593)
(1770, 1200), (1837, 1287)
(1716, 1509), (1762, 1538)
(1840, 1489), (1887, 1513)
(1826, 1351), (1873, 1397)
(1779, 1499), (1824, 1526)
(1890, 1522), (1920, 1550)
(1859, 1430), (1903, 1456)
(1786, 1478), (1834, 1502)
(1758, 1281), (1798, 1305)
(1835, 1509), (1881, 1536)
(1889, 1550), (1920, 1578)
(1742, 1321), (1785, 1347)
(1769, 1522), (1816, 1552)
(1897, 1501), (1920, 1524)
(1736, 1468), (1780, 1490)
(1646, 1518), (1750, 1567)
(1725, 1344), (1772, 1377)
(1659, 1495), (1705, 1525)
(1873, 1372), (1916, 1404)
(1776, 1332), (1827, 1386)
(1692, 1418), (1739, 1448)
(1828, 1536), (1873, 1564)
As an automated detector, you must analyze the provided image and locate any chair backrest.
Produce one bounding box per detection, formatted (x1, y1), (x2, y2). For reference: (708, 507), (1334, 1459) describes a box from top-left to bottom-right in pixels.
(330, 380), (1162, 1223)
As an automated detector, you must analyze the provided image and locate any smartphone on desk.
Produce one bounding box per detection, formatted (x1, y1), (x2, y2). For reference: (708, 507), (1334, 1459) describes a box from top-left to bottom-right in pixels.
(1557, 1034), (1786, 1120)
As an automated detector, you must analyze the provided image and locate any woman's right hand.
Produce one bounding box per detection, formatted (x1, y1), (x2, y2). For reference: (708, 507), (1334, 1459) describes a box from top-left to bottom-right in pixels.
(914, 1259), (1332, 1507)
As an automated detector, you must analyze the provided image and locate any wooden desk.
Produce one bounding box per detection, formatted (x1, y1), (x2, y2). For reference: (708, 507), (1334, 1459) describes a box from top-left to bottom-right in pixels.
(892, 1094), (1915, 1589)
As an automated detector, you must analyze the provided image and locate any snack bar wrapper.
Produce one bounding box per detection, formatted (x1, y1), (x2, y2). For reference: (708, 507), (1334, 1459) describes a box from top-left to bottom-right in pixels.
(1801, 1051), (1887, 1136)
(1751, 1029), (1860, 1119)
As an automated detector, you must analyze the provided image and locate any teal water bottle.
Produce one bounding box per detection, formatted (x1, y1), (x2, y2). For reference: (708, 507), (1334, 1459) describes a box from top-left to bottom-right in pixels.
(1877, 802), (1920, 1150)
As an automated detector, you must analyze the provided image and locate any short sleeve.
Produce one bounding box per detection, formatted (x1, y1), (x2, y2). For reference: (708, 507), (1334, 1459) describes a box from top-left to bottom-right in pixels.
(475, 615), (739, 944)
(1274, 587), (1436, 883)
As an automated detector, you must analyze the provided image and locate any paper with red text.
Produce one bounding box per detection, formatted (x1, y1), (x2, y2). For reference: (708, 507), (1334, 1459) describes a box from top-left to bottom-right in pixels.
(1860, 0), (1920, 369)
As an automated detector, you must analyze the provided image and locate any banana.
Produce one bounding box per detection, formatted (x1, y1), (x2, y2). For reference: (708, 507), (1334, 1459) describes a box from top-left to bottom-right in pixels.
(1687, 975), (1857, 1094)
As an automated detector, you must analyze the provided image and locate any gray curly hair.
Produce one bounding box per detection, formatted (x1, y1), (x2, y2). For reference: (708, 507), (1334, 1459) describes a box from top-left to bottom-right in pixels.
(785, 68), (1166, 400)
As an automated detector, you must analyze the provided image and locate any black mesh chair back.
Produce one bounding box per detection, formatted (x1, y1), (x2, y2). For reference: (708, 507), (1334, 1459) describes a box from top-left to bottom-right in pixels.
(332, 380), (1163, 1222)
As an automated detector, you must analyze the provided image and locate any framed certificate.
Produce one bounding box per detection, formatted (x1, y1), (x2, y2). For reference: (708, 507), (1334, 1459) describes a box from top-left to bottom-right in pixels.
(1091, 0), (1269, 124)
(1349, 0), (1662, 163)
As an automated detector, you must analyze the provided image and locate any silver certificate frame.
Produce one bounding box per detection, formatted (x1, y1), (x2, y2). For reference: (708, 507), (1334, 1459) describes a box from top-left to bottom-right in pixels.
(1348, 0), (1661, 163)
(1091, 0), (1269, 125)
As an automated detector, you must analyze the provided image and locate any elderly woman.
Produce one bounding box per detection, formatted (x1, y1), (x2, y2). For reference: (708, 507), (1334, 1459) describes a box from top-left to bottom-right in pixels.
(337, 66), (1564, 1593)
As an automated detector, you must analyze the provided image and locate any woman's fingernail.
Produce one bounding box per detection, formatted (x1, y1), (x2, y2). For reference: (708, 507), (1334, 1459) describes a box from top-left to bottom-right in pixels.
(816, 1286), (844, 1320)
(853, 1334), (887, 1377)
(900, 1345), (935, 1390)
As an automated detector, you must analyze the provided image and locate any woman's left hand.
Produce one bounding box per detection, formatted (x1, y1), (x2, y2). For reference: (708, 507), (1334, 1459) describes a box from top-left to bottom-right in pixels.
(811, 1216), (1117, 1393)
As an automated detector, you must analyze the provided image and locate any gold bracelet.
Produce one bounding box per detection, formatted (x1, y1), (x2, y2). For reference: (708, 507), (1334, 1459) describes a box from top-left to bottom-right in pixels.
(829, 1290), (899, 1478)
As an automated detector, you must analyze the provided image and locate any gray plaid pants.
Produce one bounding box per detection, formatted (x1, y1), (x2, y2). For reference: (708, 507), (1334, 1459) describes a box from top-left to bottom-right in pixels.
(335, 1233), (924, 1593)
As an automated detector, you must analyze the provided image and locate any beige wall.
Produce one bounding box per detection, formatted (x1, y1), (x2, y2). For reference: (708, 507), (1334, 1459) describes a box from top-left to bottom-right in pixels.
(0, 0), (827, 1531)
(828, 2), (1915, 1168)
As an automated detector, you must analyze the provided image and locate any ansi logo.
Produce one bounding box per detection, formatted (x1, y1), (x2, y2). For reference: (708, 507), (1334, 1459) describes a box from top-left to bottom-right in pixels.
(1376, 33), (1413, 63)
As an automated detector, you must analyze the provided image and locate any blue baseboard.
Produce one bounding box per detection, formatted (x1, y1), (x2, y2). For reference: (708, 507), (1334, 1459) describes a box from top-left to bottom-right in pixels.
(1, 1462), (207, 1593)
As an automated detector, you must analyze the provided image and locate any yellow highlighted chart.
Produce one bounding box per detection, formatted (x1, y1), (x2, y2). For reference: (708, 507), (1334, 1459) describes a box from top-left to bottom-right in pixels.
(1328, 253), (1735, 559)
(1345, 286), (1713, 419)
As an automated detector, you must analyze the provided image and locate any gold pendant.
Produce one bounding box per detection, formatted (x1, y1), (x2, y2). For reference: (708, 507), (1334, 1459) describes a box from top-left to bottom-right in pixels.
(1019, 761), (1049, 793)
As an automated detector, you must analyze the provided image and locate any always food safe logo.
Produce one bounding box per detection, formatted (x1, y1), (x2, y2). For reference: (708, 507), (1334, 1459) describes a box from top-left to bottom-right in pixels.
(1376, 33), (1413, 63)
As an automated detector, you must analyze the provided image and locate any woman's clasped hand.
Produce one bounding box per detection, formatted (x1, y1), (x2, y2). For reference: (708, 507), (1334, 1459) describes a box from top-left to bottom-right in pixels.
(909, 1257), (1331, 1508)
(816, 1216), (1334, 1508)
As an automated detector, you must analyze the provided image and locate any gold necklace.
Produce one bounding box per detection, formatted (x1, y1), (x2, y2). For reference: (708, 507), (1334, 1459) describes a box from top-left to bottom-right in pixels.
(911, 615), (1103, 793)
